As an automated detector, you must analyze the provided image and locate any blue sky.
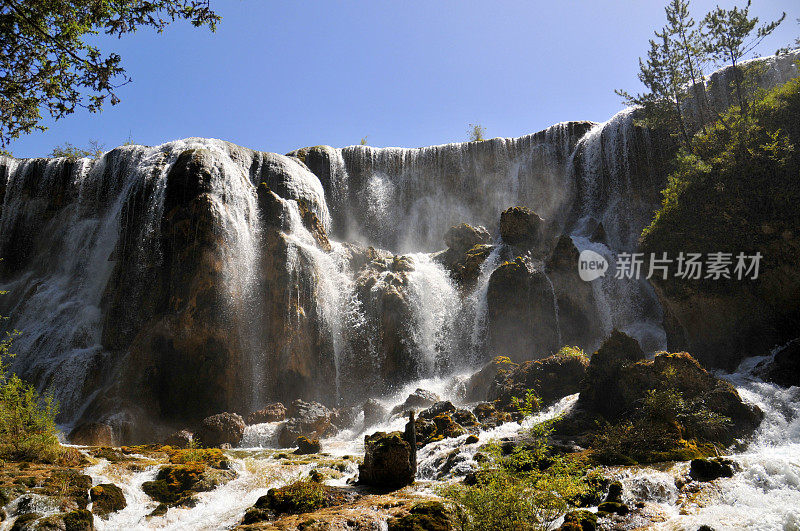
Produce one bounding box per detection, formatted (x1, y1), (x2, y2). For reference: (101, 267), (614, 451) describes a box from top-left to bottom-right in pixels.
(8, 0), (798, 158)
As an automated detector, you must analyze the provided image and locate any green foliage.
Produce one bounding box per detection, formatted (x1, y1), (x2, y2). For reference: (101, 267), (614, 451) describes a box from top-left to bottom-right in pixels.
(0, 1), (220, 147)
(440, 394), (597, 531)
(0, 277), (61, 463)
(618, 0), (786, 148)
(467, 123), (486, 142)
(0, 329), (61, 463)
(703, 1), (785, 112)
(641, 77), (800, 285)
(263, 479), (327, 515)
(557, 345), (588, 361)
(510, 389), (541, 419)
(590, 388), (727, 465)
(50, 139), (104, 159)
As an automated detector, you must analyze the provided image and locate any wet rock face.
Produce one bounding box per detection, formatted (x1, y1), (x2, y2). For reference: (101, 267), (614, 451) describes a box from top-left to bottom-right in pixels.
(68, 422), (114, 446)
(344, 255), (423, 398)
(762, 338), (800, 388)
(486, 256), (559, 362)
(194, 412), (245, 448)
(546, 234), (603, 351)
(358, 431), (416, 489)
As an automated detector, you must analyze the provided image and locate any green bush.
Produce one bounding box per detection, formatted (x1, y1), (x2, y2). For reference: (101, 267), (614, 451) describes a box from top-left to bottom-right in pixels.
(640, 77), (800, 288)
(440, 400), (598, 530)
(0, 311), (62, 462)
(49, 140), (104, 159)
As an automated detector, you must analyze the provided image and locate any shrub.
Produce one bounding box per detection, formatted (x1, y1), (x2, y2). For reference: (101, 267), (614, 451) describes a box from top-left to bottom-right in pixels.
(467, 123), (486, 142)
(0, 325), (62, 463)
(49, 140), (104, 159)
(440, 394), (597, 530)
(557, 345), (588, 361)
(261, 480), (327, 515)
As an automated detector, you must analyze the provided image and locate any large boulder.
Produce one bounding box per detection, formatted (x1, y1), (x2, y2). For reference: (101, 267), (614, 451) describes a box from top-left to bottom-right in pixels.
(690, 457), (735, 482)
(444, 223), (491, 252)
(579, 331), (762, 441)
(763, 338), (800, 388)
(246, 402), (287, 424)
(277, 400), (334, 447)
(89, 483), (126, 518)
(436, 243), (496, 288)
(499, 206), (544, 247)
(487, 256), (559, 362)
(358, 431), (415, 489)
(492, 350), (589, 410)
(579, 330), (645, 418)
(163, 429), (193, 449)
(546, 235), (604, 351)
(194, 412), (245, 448)
(344, 254), (419, 398)
(391, 389), (440, 416)
(363, 399), (388, 428)
(464, 356), (517, 403)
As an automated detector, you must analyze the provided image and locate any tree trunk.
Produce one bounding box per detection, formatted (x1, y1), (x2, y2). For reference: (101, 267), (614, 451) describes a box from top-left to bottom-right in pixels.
(680, 30), (708, 134)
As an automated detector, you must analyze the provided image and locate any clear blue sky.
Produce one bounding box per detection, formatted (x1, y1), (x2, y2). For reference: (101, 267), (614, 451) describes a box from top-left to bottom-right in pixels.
(8, 0), (798, 158)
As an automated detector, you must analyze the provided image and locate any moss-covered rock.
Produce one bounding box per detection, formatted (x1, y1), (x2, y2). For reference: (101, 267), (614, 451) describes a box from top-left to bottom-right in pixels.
(242, 480), (357, 523)
(499, 206), (543, 247)
(141, 463), (235, 506)
(492, 350), (589, 411)
(358, 431), (415, 489)
(690, 457), (735, 482)
(295, 436), (321, 455)
(62, 509), (94, 531)
(89, 483), (126, 518)
(558, 509), (598, 531)
(386, 501), (454, 530)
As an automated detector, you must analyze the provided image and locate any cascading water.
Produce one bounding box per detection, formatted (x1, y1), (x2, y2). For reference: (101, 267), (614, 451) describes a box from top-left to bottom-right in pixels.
(404, 254), (460, 375)
(613, 354), (800, 530)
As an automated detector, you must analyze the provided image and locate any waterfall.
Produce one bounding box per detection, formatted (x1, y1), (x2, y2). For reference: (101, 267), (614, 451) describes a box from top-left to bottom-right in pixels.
(0, 139), (331, 425)
(404, 253), (460, 375)
(317, 121), (590, 251)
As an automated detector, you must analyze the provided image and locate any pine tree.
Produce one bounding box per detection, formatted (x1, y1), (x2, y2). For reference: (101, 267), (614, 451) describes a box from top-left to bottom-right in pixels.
(663, 0), (711, 132)
(616, 33), (693, 149)
(703, 1), (785, 113)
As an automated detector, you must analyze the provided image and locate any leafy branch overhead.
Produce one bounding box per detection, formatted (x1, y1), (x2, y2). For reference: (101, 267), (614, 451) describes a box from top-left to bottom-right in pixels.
(0, 0), (220, 147)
